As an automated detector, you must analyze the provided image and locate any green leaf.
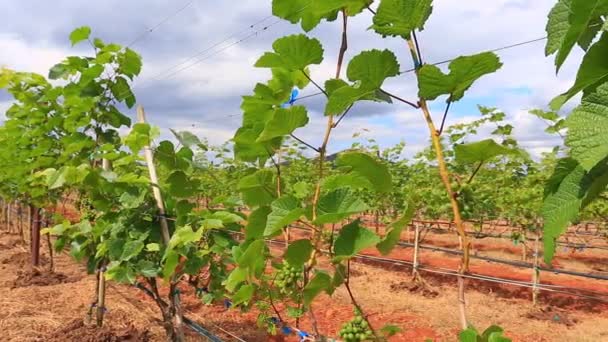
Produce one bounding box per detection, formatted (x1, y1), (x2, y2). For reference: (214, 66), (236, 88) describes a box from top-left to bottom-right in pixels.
(336, 151), (392, 193)
(284, 239), (313, 267)
(322, 173), (374, 192)
(347, 49), (400, 88)
(552, 0), (607, 71)
(237, 169), (277, 207)
(380, 324), (403, 337)
(245, 206), (272, 240)
(265, 196), (304, 237)
(162, 250), (180, 280)
(302, 271), (332, 306)
(168, 225), (203, 249)
(224, 267), (248, 292)
(237, 239), (266, 271)
(315, 189), (368, 224)
(48, 63), (69, 80)
(325, 49), (399, 115)
(333, 220), (380, 261)
(119, 48), (143, 79)
(458, 328), (479, 342)
(255, 34), (324, 71)
(545, 0), (574, 56)
(377, 200), (416, 255)
(111, 76), (136, 108)
(170, 129), (207, 150)
(371, 0), (433, 38)
(542, 158), (608, 263)
(232, 284), (255, 306)
(550, 33), (608, 110)
(120, 240), (144, 261)
(146, 243), (160, 252)
(453, 139), (518, 165)
(272, 0), (338, 32)
(106, 262), (136, 284)
(166, 171), (196, 198)
(257, 106), (309, 142)
(418, 52), (502, 101)
(135, 260), (159, 277)
(565, 83), (608, 170)
(70, 26), (91, 46)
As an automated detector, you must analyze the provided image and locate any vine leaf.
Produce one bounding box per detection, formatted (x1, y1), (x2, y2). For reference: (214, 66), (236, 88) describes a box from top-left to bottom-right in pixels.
(237, 170), (277, 207)
(550, 33), (608, 110)
(272, 0), (369, 32)
(70, 26), (91, 46)
(565, 83), (608, 170)
(257, 106), (309, 142)
(170, 129), (207, 150)
(542, 158), (608, 263)
(322, 173), (374, 192)
(264, 196), (304, 237)
(371, 0), (433, 38)
(255, 34), (324, 71)
(166, 171), (197, 198)
(453, 139), (519, 164)
(245, 206), (272, 240)
(325, 49), (399, 115)
(336, 151), (392, 193)
(377, 200), (416, 255)
(333, 220), (380, 262)
(302, 271), (332, 306)
(314, 189), (368, 224)
(418, 52), (502, 102)
(284, 239), (314, 267)
(231, 284), (255, 306)
(546, 0), (608, 71)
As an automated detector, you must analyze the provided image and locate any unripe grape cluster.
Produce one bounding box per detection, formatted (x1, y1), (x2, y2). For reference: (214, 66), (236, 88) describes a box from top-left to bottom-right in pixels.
(339, 314), (372, 341)
(274, 261), (302, 294)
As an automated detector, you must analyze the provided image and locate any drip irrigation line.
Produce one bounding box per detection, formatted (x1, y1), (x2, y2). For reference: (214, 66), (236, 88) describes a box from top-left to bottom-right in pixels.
(126, 0), (197, 47)
(287, 224), (608, 282)
(258, 234), (608, 303)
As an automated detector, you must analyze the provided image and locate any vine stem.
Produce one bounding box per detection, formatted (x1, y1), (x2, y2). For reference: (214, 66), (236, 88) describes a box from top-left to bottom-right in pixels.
(405, 37), (470, 331)
(305, 10), (348, 338)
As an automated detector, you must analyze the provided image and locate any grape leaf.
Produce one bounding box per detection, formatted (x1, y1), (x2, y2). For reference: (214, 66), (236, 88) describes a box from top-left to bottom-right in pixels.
(302, 271), (332, 306)
(284, 239), (313, 267)
(418, 52), (502, 102)
(550, 33), (608, 110)
(453, 139), (519, 165)
(333, 220), (380, 261)
(255, 34), (324, 71)
(257, 106), (309, 142)
(336, 151), (392, 193)
(371, 0), (433, 38)
(325, 49), (399, 115)
(542, 158), (608, 263)
(314, 189), (368, 224)
(565, 82), (608, 170)
(551, 0), (608, 71)
(70, 26), (91, 46)
(264, 196), (304, 237)
(377, 200), (416, 255)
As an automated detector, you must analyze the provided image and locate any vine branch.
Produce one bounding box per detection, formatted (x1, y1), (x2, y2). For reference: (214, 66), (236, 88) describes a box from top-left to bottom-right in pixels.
(379, 89), (419, 109)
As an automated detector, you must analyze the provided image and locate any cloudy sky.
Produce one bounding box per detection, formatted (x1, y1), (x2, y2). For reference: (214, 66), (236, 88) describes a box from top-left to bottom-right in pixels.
(0, 0), (581, 158)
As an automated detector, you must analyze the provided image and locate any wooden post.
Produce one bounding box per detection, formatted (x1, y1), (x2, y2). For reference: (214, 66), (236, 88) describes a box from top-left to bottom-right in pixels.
(30, 205), (41, 267)
(96, 158), (111, 327)
(532, 233), (540, 306)
(137, 105), (184, 342)
(412, 223), (420, 278)
(521, 230), (527, 262)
